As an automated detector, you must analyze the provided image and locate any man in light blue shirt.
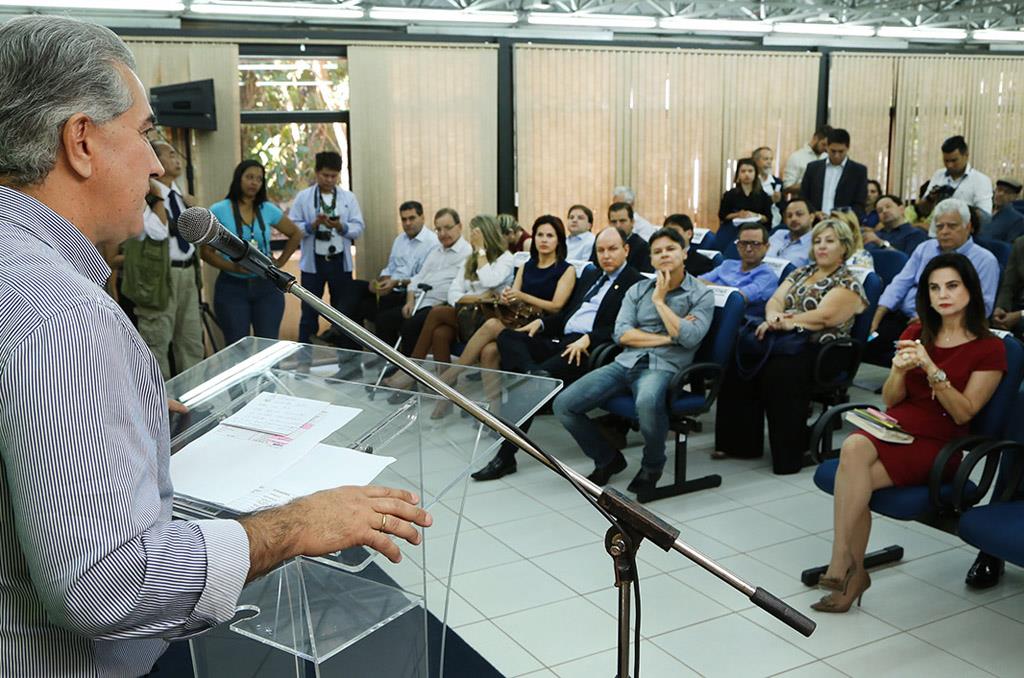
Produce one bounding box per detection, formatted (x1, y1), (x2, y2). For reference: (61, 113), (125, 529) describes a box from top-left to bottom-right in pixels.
(288, 151), (365, 344)
(701, 222), (779, 316)
(767, 198), (814, 266)
(864, 198), (999, 365)
(352, 200), (438, 339)
(565, 203), (596, 261)
(554, 228), (714, 496)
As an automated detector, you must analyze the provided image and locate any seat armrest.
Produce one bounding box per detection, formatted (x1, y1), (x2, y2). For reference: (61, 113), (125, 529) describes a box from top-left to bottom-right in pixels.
(927, 434), (995, 509)
(950, 439), (1019, 511)
(587, 342), (622, 371)
(813, 338), (862, 390)
(669, 361), (723, 409)
(808, 402), (871, 463)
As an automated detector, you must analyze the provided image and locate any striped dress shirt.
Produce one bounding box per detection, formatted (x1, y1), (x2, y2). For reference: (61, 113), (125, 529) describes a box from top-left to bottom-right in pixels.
(0, 186), (249, 676)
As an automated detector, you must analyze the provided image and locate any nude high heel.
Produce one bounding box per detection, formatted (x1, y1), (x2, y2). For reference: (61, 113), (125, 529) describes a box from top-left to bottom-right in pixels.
(811, 570), (871, 613)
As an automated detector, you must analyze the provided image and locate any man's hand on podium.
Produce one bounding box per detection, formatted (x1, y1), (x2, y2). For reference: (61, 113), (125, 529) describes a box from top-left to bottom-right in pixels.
(238, 486), (433, 582)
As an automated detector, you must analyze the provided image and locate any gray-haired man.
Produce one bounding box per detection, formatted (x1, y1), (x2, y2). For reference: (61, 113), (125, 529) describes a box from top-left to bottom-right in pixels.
(0, 16), (429, 675)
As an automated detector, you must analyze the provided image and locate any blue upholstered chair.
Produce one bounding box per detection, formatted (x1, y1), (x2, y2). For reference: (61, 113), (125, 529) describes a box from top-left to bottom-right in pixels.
(803, 334), (1024, 584)
(974, 236), (1011, 273)
(695, 249), (724, 269)
(954, 390), (1024, 569)
(868, 248), (910, 288)
(810, 269), (883, 411)
(710, 220), (740, 260)
(593, 287), (746, 503)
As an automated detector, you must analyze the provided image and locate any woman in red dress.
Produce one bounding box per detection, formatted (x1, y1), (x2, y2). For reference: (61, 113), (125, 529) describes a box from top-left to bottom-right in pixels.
(814, 252), (1007, 612)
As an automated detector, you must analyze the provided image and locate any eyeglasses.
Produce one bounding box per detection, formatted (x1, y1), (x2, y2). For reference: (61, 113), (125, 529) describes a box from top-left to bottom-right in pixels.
(735, 240), (767, 249)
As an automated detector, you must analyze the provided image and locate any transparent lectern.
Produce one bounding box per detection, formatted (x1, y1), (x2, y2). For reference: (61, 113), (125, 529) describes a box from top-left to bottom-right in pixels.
(164, 338), (562, 677)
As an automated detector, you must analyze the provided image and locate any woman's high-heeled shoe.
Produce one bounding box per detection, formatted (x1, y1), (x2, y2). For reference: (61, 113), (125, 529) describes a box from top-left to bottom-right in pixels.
(811, 570), (871, 613)
(818, 566), (855, 594)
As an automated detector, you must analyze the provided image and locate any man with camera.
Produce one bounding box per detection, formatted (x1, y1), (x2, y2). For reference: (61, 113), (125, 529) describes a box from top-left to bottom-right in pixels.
(289, 151), (365, 345)
(917, 135), (993, 220)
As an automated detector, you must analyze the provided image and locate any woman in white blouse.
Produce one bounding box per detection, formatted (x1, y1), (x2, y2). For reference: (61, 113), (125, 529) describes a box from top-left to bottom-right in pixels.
(385, 214), (514, 388)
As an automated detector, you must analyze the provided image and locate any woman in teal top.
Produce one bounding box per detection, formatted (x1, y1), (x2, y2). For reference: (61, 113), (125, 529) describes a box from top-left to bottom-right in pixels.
(203, 159), (302, 345)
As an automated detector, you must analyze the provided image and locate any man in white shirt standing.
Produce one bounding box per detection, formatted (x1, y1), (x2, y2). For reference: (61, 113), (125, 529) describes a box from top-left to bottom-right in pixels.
(565, 203), (596, 261)
(378, 207), (472, 353)
(288, 151), (365, 347)
(918, 135), (993, 216)
(129, 141), (204, 379)
(354, 200), (438, 342)
(613, 185), (657, 241)
(783, 126), (830, 198)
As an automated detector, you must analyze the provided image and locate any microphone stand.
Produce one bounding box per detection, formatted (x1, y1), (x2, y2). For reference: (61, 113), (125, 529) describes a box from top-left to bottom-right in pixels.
(261, 267), (816, 676)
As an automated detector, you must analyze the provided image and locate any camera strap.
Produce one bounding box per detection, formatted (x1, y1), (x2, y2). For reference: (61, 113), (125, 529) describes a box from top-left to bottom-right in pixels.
(231, 200), (268, 252)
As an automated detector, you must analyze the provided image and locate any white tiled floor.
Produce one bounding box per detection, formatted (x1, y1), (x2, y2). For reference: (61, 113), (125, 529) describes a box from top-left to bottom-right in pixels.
(420, 377), (1024, 677)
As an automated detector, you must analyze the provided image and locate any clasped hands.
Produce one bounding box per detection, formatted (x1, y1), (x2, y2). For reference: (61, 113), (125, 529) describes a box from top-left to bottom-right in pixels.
(892, 339), (934, 373)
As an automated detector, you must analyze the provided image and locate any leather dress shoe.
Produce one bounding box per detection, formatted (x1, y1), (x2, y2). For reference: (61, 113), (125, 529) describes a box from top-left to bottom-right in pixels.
(471, 455), (517, 481)
(627, 468), (663, 494)
(965, 551), (1005, 589)
(586, 452), (627, 486)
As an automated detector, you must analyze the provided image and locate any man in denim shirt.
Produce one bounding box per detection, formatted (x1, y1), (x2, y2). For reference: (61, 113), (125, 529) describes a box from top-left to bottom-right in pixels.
(553, 228), (714, 495)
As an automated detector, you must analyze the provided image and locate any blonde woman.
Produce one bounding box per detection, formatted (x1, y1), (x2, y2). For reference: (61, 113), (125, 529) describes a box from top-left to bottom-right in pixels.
(713, 218), (868, 473)
(831, 209), (874, 269)
(384, 214), (514, 388)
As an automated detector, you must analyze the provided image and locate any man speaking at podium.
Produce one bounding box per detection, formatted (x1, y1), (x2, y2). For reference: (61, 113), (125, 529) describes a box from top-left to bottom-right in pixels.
(0, 17), (430, 676)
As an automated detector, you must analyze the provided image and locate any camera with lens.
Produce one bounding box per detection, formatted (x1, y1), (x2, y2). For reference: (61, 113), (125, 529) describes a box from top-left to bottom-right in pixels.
(930, 184), (956, 201)
(315, 229), (333, 242)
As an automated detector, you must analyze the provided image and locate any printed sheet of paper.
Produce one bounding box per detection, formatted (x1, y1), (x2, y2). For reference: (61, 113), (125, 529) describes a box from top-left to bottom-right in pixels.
(170, 403), (361, 506)
(221, 392), (330, 436)
(225, 444), (397, 513)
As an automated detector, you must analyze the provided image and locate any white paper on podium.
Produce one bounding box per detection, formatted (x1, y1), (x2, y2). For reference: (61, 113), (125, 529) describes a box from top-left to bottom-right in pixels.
(226, 444), (397, 513)
(170, 404), (361, 507)
(221, 391), (329, 436)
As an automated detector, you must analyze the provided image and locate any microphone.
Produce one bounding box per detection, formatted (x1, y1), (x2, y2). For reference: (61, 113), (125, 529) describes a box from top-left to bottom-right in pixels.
(177, 206), (295, 291)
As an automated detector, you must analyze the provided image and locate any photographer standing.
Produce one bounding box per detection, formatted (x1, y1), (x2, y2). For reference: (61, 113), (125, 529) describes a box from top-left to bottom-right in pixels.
(917, 136), (993, 219)
(289, 151), (365, 345)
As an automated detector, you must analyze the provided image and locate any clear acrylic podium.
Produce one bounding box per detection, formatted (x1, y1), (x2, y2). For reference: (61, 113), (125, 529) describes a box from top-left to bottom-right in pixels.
(164, 338), (562, 677)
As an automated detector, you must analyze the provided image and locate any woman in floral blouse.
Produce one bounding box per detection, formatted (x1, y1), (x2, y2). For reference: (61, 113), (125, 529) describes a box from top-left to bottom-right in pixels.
(713, 218), (869, 473)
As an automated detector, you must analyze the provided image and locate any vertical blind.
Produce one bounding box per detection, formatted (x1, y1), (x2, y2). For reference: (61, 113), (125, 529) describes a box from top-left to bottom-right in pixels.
(830, 53), (1024, 203)
(349, 43), (498, 279)
(127, 41), (241, 208)
(828, 53), (898, 190)
(515, 45), (820, 230)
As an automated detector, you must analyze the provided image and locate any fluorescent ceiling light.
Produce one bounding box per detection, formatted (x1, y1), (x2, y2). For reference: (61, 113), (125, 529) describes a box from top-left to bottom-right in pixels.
(877, 26), (967, 40)
(526, 12), (658, 29)
(973, 29), (1024, 42)
(190, 1), (363, 19)
(368, 7), (518, 24)
(659, 17), (771, 34)
(0, 0), (183, 9)
(773, 22), (875, 37)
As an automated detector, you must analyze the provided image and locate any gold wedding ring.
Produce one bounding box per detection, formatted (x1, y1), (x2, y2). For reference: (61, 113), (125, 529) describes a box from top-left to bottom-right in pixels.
(380, 514), (388, 531)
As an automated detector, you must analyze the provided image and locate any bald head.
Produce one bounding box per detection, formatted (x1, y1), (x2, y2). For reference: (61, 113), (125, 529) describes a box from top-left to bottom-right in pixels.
(594, 226), (629, 273)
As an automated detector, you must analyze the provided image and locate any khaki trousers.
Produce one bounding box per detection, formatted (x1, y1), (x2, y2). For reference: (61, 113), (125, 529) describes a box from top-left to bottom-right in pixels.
(135, 264), (205, 380)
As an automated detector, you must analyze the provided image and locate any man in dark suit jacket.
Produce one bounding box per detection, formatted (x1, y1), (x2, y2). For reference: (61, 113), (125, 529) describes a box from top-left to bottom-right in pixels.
(472, 226), (644, 481)
(800, 128), (869, 219)
(591, 202), (653, 273)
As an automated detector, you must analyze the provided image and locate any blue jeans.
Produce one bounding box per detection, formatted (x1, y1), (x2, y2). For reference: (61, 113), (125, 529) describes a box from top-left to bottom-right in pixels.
(553, 360), (672, 472)
(298, 256), (356, 344)
(214, 273), (285, 346)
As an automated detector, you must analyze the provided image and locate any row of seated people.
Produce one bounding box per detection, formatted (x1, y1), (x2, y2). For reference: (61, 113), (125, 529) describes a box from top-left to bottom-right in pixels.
(357, 190), (1017, 482)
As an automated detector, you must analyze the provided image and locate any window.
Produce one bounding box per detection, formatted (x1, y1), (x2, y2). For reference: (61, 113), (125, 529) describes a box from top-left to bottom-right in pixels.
(239, 54), (350, 208)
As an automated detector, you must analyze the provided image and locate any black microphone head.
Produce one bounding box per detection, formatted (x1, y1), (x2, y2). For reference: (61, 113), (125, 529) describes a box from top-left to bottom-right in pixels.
(177, 207), (218, 245)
